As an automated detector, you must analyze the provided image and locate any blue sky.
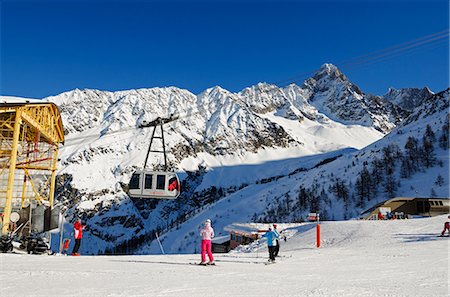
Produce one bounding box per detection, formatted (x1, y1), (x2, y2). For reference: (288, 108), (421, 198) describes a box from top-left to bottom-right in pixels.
(1, 0), (448, 98)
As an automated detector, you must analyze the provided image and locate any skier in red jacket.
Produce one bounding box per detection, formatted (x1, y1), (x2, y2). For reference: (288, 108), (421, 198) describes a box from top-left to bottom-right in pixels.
(72, 219), (84, 256)
(440, 215), (450, 237)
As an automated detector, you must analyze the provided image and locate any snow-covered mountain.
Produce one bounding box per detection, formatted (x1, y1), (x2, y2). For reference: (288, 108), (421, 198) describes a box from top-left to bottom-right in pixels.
(3, 63), (443, 255)
(236, 64), (411, 133)
(48, 64), (403, 194)
(141, 88), (449, 254)
(300, 64), (409, 132)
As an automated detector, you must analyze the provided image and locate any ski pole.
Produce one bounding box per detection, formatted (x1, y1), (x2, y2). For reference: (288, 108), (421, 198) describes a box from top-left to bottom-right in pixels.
(155, 231), (165, 255)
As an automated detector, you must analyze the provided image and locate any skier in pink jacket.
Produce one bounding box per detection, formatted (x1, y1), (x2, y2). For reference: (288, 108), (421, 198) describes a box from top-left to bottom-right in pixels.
(199, 219), (215, 265)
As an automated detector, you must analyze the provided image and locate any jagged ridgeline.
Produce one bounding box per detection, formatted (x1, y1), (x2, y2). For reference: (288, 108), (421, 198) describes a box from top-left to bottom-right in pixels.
(47, 64), (447, 254)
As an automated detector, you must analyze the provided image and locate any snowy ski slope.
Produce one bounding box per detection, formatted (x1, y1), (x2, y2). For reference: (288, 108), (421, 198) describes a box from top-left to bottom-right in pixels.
(1, 215), (448, 297)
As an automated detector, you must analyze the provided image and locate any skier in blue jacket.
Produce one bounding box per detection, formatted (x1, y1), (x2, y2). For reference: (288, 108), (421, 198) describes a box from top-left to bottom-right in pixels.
(262, 226), (279, 262)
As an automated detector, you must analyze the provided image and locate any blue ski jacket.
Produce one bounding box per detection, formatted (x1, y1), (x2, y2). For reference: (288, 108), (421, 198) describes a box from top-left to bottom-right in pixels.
(262, 230), (279, 247)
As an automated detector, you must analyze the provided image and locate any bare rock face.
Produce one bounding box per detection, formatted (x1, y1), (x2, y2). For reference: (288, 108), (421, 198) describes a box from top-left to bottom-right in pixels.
(383, 87), (434, 112)
(300, 63), (409, 133)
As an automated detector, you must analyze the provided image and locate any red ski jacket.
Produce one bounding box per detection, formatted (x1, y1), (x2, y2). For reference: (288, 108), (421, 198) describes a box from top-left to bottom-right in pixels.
(74, 221), (83, 239)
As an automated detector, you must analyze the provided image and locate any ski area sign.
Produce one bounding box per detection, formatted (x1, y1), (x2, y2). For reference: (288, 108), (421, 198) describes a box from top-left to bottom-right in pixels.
(308, 213), (318, 221)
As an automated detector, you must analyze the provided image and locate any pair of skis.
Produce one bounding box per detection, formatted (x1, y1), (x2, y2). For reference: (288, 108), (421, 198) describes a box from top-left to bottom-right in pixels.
(190, 262), (216, 266)
(191, 259), (278, 265)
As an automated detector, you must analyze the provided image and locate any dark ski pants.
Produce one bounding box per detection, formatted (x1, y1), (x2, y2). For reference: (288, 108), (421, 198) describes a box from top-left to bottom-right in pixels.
(72, 238), (81, 254)
(268, 246), (276, 261)
(274, 240), (280, 257)
(442, 222), (450, 236)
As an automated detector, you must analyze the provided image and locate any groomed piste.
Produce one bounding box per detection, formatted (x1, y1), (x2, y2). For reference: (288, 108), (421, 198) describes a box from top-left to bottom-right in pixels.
(1, 215), (448, 297)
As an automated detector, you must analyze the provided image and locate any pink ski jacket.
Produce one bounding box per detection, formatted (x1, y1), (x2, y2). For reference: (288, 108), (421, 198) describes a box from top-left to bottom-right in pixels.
(200, 222), (215, 241)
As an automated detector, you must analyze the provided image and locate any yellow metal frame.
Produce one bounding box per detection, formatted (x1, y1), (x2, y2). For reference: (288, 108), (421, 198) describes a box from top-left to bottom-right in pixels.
(0, 103), (64, 234)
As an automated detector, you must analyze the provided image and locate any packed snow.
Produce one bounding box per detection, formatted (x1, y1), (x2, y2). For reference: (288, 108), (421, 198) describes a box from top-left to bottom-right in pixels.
(1, 215), (448, 297)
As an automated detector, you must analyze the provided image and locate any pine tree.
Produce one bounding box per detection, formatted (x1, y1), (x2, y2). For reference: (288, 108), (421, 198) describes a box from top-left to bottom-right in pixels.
(400, 157), (413, 178)
(439, 122), (449, 150)
(390, 143), (403, 159)
(371, 157), (384, 184)
(421, 134), (436, 168)
(310, 194), (319, 214)
(435, 174), (445, 187)
(319, 208), (329, 221)
(343, 194), (353, 220)
(331, 178), (349, 202)
(404, 136), (420, 171)
(384, 174), (397, 198)
(424, 124), (436, 143)
(355, 176), (364, 207)
(430, 188), (437, 197)
(355, 166), (372, 207)
(382, 145), (396, 175)
(298, 186), (308, 211)
(319, 188), (330, 208)
(284, 192), (292, 213)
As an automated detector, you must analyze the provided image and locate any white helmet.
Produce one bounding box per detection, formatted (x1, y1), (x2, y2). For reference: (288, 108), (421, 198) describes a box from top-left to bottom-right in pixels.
(205, 219), (211, 224)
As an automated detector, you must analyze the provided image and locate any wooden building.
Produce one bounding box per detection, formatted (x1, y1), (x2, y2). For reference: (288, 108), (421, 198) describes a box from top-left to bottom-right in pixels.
(361, 197), (450, 220)
(224, 223), (264, 250)
(211, 235), (231, 253)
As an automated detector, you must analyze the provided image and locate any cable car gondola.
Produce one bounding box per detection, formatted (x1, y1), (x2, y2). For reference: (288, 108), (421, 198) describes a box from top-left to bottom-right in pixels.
(127, 116), (181, 199)
(129, 170), (180, 199)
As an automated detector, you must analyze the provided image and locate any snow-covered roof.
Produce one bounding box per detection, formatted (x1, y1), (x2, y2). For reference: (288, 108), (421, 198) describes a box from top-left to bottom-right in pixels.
(224, 223), (269, 237)
(1, 96), (40, 103)
(211, 235), (229, 244)
(223, 223), (300, 237)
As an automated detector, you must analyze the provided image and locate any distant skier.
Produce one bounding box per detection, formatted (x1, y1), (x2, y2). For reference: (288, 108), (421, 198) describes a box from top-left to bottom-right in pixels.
(71, 219), (84, 256)
(262, 226), (279, 263)
(440, 215), (450, 237)
(199, 219), (215, 265)
(377, 211), (384, 220)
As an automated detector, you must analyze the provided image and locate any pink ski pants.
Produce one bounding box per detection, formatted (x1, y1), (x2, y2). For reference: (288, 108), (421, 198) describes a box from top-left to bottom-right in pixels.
(201, 240), (214, 263)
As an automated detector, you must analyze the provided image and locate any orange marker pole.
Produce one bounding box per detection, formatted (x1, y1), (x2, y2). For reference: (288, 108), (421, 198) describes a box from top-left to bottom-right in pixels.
(316, 223), (321, 248)
(316, 212), (321, 248)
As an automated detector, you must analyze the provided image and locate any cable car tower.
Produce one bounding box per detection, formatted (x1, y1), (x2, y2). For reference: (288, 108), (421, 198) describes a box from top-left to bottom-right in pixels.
(0, 102), (64, 235)
(127, 116), (180, 199)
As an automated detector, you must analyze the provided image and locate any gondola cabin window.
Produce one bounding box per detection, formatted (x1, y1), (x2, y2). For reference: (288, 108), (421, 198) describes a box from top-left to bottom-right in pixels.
(144, 174), (153, 189)
(130, 173), (141, 189)
(156, 175), (165, 190)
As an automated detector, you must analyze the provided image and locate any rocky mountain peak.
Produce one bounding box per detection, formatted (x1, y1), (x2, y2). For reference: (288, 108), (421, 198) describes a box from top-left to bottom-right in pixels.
(383, 87), (434, 112)
(310, 63), (350, 86)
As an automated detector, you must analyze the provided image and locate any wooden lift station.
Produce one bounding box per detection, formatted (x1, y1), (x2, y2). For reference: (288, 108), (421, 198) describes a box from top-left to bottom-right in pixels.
(0, 102), (64, 235)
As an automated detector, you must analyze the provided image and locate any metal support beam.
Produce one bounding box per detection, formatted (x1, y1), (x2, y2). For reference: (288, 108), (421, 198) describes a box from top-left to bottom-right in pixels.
(2, 109), (22, 235)
(21, 110), (58, 144)
(49, 145), (58, 208)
